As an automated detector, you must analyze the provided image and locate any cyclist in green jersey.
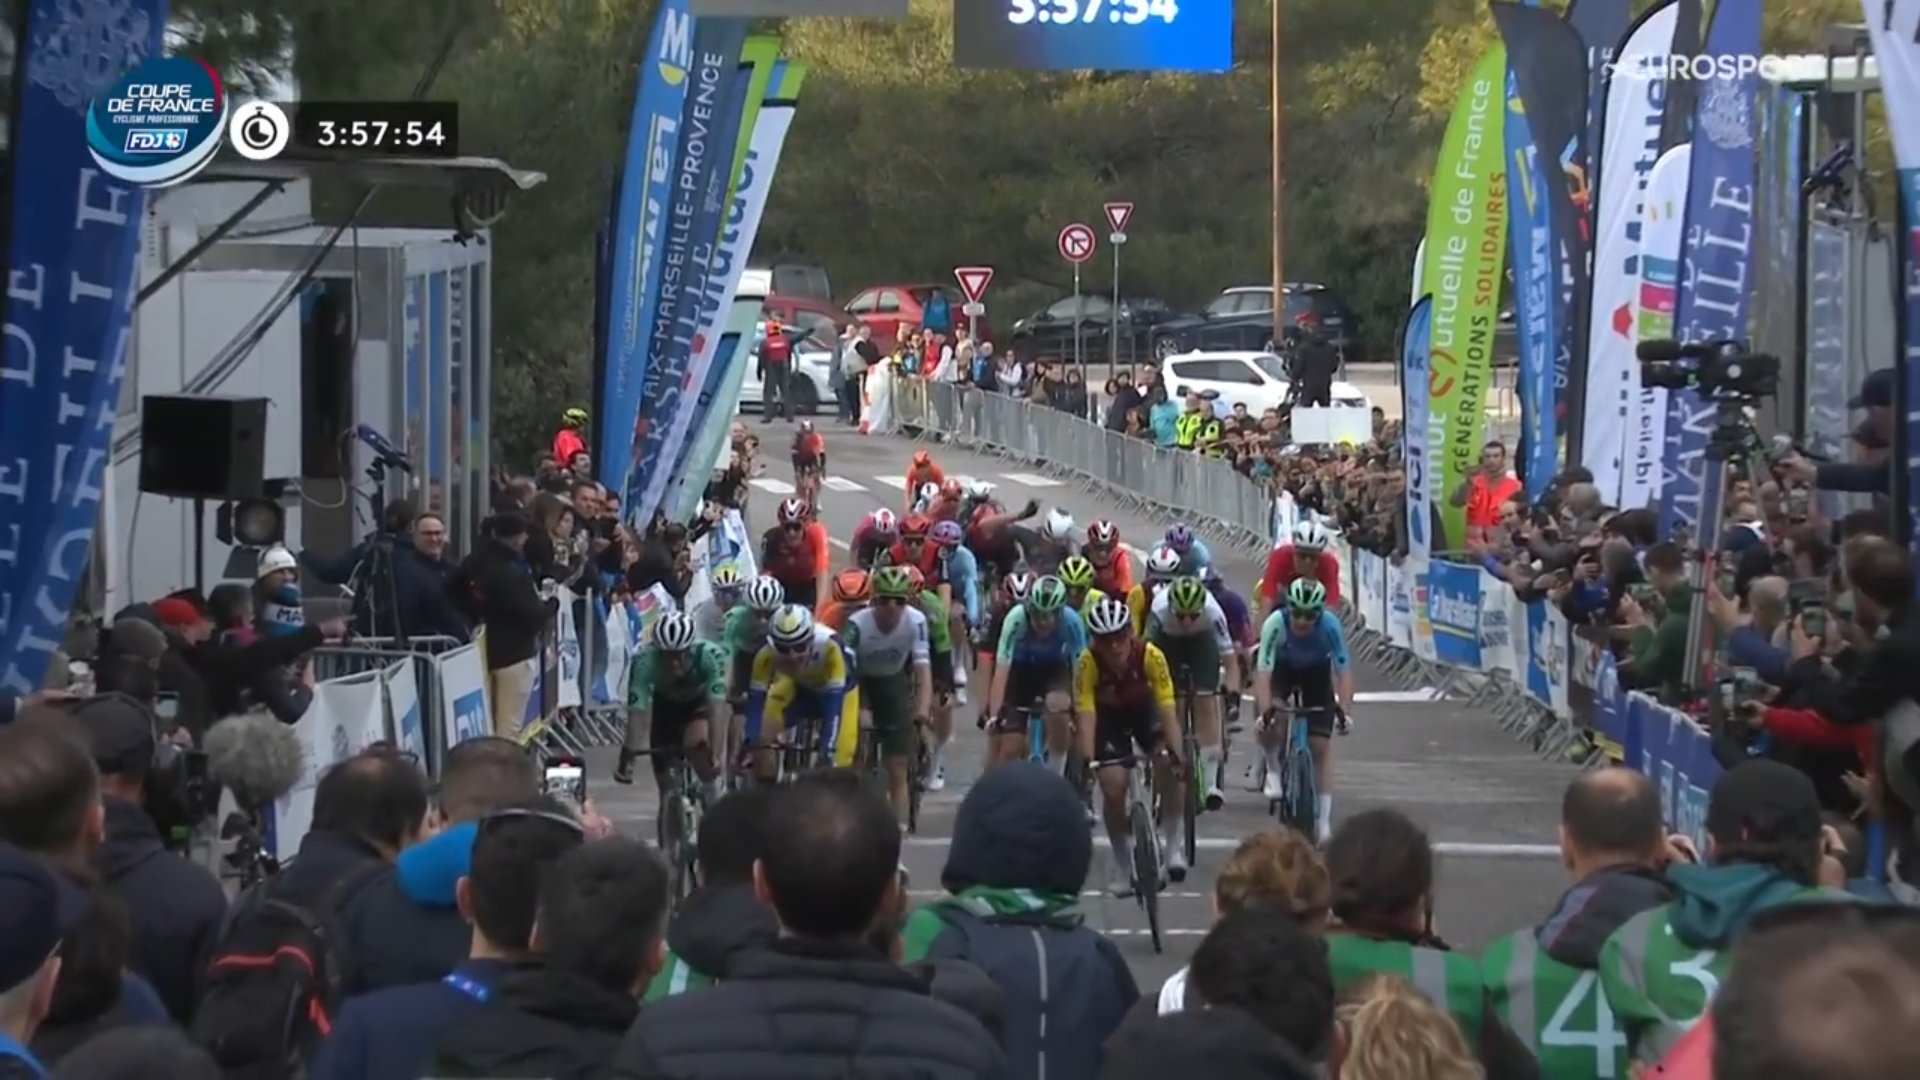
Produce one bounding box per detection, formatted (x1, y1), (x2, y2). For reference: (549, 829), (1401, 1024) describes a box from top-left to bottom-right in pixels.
(1058, 555), (1108, 623)
(619, 612), (728, 805)
(908, 567), (957, 791)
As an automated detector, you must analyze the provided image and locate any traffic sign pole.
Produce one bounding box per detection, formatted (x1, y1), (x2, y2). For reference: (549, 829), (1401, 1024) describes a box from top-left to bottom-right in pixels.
(1104, 203), (1134, 388)
(1057, 224), (1098, 400)
(953, 266), (993, 353)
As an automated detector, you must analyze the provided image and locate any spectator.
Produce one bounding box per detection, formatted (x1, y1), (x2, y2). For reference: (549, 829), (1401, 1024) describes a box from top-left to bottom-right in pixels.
(451, 512), (556, 737)
(1618, 541), (1691, 696)
(69, 696), (225, 1024)
(1596, 759), (1837, 1066)
(1448, 440), (1523, 548)
(1177, 905), (1341, 1070)
(1337, 974), (1486, 1080)
(994, 351), (1024, 396)
(430, 836), (667, 1078)
(551, 407), (589, 470)
(1780, 368), (1893, 497)
(315, 798), (586, 1080)
(1797, 540), (1920, 729)
(759, 316), (794, 423)
(1057, 368), (1089, 418)
(0, 689), (75, 727)
(900, 761), (1135, 1079)
(1101, 1008), (1316, 1080)
(1703, 574), (1792, 686)
(1146, 384), (1178, 447)
(644, 787), (779, 1000)
(303, 499), (465, 642)
(49, 1026), (220, 1080)
(526, 493), (582, 586)
(1103, 372), (1141, 431)
(0, 842), (83, 1078)
(1288, 330), (1338, 407)
(615, 769), (1003, 1078)
(1480, 768), (1674, 1074)
(260, 750), (432, 909)
(841, 324), (877, 424)
(341, 736), (544, 992)
(1173, 392), (1207, 449)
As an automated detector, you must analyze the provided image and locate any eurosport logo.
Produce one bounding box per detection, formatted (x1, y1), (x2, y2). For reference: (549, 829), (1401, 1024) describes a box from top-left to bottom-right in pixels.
(85, 56), (227, 187)
(1607, 53), (1791, 82)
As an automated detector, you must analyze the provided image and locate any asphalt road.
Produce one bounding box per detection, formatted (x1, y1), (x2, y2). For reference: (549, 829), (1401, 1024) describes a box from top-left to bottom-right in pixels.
(591, 418), (1574, 991)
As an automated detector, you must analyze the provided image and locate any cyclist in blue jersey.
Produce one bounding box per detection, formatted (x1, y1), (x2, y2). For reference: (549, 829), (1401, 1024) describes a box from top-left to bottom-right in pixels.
(1252, 578), (1354, 843)
(928, 519), (980, 709)
(1163, 523), (1213, 578)
(1203, 566), (1256, 764)
(986, 575), (1088, 771)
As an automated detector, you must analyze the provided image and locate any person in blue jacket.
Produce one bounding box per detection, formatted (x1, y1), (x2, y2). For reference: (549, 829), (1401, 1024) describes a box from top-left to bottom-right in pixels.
(1147, 387), (1180, 448)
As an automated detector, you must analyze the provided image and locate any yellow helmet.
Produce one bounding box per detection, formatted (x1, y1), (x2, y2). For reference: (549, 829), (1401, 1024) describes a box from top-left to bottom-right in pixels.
(562, 406), (589, 427)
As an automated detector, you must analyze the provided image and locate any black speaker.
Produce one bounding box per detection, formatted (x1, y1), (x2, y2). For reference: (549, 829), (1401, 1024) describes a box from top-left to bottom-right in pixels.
(138, 395), (269, 501)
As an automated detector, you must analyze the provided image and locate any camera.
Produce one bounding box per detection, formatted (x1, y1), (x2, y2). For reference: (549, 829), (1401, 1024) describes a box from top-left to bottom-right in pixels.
(1636, 338), (1780, 398)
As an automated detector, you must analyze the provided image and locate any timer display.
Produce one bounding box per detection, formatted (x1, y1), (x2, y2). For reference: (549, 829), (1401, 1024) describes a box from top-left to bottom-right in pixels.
(954, 0), (1232, 73)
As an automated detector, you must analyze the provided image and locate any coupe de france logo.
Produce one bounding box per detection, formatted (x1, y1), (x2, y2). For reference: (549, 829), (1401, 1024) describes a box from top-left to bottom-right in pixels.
(84, 55), (227, 187)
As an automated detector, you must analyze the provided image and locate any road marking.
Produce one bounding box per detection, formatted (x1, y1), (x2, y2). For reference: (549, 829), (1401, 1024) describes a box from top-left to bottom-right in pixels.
(873, 475), (910, 490)
(1002, 472), (1063, 487)
(901, 836), (1558, 858)
(1104, 928), (1209, 938)
(821, 476), (868, 493)
(907, 889), (1211, 900)
(828, 537), (850, 552)
(749, 477), (796, 494)
(1354, 689), (1445, 703)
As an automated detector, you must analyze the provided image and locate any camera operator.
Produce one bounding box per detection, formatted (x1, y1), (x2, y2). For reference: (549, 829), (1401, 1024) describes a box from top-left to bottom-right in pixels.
(304, 499), (469, 643)
(69, 695), (225, 1024)
(1777, 369), (1894, 496)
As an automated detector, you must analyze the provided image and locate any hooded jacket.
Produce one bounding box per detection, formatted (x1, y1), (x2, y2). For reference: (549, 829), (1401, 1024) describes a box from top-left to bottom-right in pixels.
(313, 957), (516, 1080)
(643, 881), (780, 1000)
(432, 962), (637, 1079)
(340, 820), (477, 993)
(92, 795), (227, 1023)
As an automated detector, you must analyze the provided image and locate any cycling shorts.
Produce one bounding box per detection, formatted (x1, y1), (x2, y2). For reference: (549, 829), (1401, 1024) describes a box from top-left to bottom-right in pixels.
(1270, 665), (1337, 738)
(1153, 629), (1222, 695)
(792, 453), (823, 473)
(1003, 659), (1073, 727)
(930, 649), (955, 696)
(858, 674), (917, 758)
(781, 578), (820, 612)
(761, 679), (861, 767)
(645, 698), (711, 775)
(1094, 702), (1163, 765)
(729, 649), (757, 701)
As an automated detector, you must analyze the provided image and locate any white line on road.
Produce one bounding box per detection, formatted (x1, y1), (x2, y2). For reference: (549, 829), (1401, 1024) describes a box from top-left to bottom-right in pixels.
(1002, 472), (1063, 487)
(907, 889), (1212, 900)
(749, 477), (796, 494)
(821, 476), (868, 493)
(873, 475), (910, 489)
(1354, 689), (1445, 703)
(1105, 929), (1209, 938)
(900, 836), (1559, 858)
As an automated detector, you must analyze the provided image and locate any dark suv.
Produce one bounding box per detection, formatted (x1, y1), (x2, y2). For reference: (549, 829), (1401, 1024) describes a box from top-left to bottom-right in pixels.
(1149, 283), (1362, 361)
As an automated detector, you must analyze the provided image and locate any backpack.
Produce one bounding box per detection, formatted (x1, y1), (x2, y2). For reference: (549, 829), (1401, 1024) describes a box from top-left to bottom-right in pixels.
(924, 906), (1137, 1080)
(190, 862), (387, 1079)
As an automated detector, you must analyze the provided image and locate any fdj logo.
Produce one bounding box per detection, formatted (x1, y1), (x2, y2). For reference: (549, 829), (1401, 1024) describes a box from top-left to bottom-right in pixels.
(124, 128), (186, 153)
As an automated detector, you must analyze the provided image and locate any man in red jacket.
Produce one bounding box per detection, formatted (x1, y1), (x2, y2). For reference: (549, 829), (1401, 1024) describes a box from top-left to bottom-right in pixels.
(760, 317), (795, 424)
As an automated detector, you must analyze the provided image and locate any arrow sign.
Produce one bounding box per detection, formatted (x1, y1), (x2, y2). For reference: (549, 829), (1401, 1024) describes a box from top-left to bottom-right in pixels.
(1058, 223), (1097, 265)
(953, 266), (994, 304)
(1103, 201), (1134, 234)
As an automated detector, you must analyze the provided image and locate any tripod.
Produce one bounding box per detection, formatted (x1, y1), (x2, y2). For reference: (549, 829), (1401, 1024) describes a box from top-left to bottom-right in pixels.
(343, 460), (408, 646)
(1678, 401), (1773, 699)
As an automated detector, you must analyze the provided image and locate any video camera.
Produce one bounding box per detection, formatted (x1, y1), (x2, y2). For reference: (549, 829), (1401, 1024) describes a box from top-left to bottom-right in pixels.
(1636, 338), (1781, 399)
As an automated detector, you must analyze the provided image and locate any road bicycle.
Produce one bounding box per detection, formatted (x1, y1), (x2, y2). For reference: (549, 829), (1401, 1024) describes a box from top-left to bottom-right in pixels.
(1090, 750), (1169, 954)
(1260, 700), (1345, 840)
(1170, 664), (1208, 874)
(633, 746), (707, 905)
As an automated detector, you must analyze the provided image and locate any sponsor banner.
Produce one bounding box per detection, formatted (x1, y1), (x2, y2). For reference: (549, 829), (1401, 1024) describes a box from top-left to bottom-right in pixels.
(1580, 0), (1680, 501)
(437, 642), (492, 750)
(1386, 561), (1414, 651)
(382, 659), (427, 765)
(1804, 223), (1851, 523)
(628, 18), (753, 520)
(670, 315), (757, 522)
(1420, 47), (1511, 552)
(0, 0), (165, 691)
(1426, 561), (1483, 670)
(1662, 0), (1762, 538)
(595, 598), (635, 706)
(1402, 296), (1435, 564)
(274, 671), (389, 859)
(1624, 143), (1689, 509)
(1627, 689), (1719, 852)
(1565, 0), (1632, 447)
(1478, 574), (1516, 674)
(1506, 87), (1560, 500)
(556, 594), (582, 711)
(1592, 650), (1627, 755)
(1866, 5), (1920, 563)
(601, 0), (697, 498)
(1358, 550), (1388, 633)
(1525, 600), (1569, 718)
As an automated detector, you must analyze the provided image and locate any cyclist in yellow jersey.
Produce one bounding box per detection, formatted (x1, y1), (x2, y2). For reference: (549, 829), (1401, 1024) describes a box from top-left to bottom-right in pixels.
(1129, 544), (1184, 636)
(743, 604), (861, 779)
(1057, 555), (1108, 623)
(1074, 597), (1182, 897)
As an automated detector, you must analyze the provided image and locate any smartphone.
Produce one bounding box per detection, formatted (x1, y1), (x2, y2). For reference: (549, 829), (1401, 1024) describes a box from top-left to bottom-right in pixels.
(1716, 564), (1738, 599)
(1628, 583), (1658, 605)
(1801, 606), (1829, 639)
(153, 692), (180, 724)
(543, 760), (586, 806)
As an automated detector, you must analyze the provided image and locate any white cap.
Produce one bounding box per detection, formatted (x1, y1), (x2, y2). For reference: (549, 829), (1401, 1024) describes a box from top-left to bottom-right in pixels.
(256, 544), (297, 580)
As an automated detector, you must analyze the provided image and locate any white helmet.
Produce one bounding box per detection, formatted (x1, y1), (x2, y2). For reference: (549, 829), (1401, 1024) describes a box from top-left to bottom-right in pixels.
(256, 545), (297, 580)
(965, 479), (996, 500)
(744, 575), (785, 613)
(768, 604), (816, 649)
(652, 612), (696, 651)
(1087, 597), (1132, 636)
(1144, 545), (1182, 580)
(1042, 508), (1075, 541)
(1293, 519), (1331, 554)
(918, 482), (940, 504)
(868, 508), (898, 536)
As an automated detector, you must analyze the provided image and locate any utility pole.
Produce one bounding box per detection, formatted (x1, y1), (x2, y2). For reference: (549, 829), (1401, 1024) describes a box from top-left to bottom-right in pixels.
(1270, 0), (1285, 344)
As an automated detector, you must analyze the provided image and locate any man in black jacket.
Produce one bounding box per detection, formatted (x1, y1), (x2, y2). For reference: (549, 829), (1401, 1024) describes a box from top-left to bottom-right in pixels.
(614, 770), (1004, 1079)
(304, 508), (472, 644)
(454, 513), (556, 738)
(71, 696), (226, 1025)
(642, 786), (779, 1000)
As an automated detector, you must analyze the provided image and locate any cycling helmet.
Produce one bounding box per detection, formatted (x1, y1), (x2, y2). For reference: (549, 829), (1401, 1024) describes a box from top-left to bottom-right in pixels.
(1144, 545), (1182, 580)
(918, 481), (940, 505)
(798, 420), (815, 433)
(872, 565), (914, 600)
(940, 479), (964, 501)
(965, 479), (996, 500)
(562, 406), (589, 426)
(831, 569), (871, 605)
(902, 565), (926, 593)
(1164, 523), (1195, 552)
(1058, 555), (1095, 590)
(1168, 576), (1208, 615)
(710, 563), (743, 591)
(1041, 509), (1075, 541)
(912, 450), (933, 468)
(653, 612), (696, 651)
(1286, 578), (1328, 612)
(1087, 597), (1133, 636)
(1027, 575), (1068, 614)
(768, 604), (816, 649)
(777, 497), (807, 525)
(1292, 519), (1331, 554)
(902, 513), (932, 540)
(1005, 571), (1036, 603)
(930, 520), (964, 548)
(868, 508), (899, 537)
(1086, 519), (1120, 548)
(744, 575), (785, 613)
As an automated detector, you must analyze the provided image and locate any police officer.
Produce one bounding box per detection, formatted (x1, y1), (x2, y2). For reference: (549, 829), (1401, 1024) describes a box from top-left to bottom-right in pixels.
(1173, 392), (1207, 450)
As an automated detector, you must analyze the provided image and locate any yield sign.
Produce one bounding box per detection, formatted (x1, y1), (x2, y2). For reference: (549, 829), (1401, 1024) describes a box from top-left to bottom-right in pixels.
(1103, 201), (1135, 234)
(953, 266), (994, 304)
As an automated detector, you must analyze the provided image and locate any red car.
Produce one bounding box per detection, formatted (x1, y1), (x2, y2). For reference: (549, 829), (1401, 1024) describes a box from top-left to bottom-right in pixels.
(762, 294), (850, 349)
(845, 282), (996, 351)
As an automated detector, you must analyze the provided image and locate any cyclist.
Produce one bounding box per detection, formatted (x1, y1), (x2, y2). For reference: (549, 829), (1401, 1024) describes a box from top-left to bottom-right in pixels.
(926, 519), (978, 706)
(963, 481), (1038, 586)
(974, 571), (1033, 709)
(1084, 519), (1135, 596)
(851, 508), (900, 570)
(690, 562), (744, 646)
(761, 497), (826, 610)
(1058, 555), (1108, 621)
(1147, 577), (1240, 873)
(818, 568), (871, 633)
(901, 563), (959, 791)
(986, 575), (1087, 772)
(904, 450), (945, 508)
(617, 612), (727, 804)
(792, 420), (827, 501)
(1014, 508), (1078, 576)
(1074, 597), (1181, 897)
(1127, 545), (1184, 636)
(842, 565), (933, 824)
(1258, 518), (1343, 624)
(1163, 523), (1212, 578)
(888, 513), (934, 574)
(721, 575), (786, 759)
(927, 478), (967, 524)
(912, 481), (941, 516)
(1252, 578), (1354, 844)
(743, 604), (861, 780)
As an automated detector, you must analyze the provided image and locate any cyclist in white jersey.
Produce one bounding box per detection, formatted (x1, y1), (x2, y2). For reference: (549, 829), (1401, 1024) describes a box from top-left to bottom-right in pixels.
(691, 562), (744, 646)
(1147, 576), (1240, 870)
(842, 565), (934, 824)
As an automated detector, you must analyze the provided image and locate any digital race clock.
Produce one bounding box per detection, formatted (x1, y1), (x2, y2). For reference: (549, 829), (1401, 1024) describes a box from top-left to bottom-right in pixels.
(953, 0), (1233, 73)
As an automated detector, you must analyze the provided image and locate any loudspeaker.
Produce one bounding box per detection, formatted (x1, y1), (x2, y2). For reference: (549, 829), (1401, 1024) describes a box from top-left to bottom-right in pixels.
(139, 395), (269, 501)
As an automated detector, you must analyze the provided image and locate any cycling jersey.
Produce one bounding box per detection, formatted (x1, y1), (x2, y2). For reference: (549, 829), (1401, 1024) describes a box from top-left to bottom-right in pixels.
(1088, 550), (1135, 596)
(815, 599), (853, 633)
(805, 521), (831, 578)
(841, 607), (930, 678)
(1148, 588), (1234, 649)
(744, 626), (859, 766)
(628, 640), (728, 706)
(977, 601), (1012, 659)
(721, 605), (768, 655)
(1125, 583), (1164, 638)
(793, 430), (826, 462)
(1207, 581), (1254, 647)
(937, 545), (981, 625)
(1073, 639), (1176, 714)
(906, 464), (944, 494)
(1260, 544), (1344, 607)
(851, 522), (893, 568)
(966, 505), (1016, 557)
(1012, 525), (1075, 576)
(1074, 587), (1110, 623)
(927, 497), (964, 524)
(994, 604), (1088, 667)
(761, 528), (823, 588)
(1173, 538), (1212, 578)
(916, 590), (954, 654)
(690, 599), (730, 647)
(1255, 609), (1350, 674)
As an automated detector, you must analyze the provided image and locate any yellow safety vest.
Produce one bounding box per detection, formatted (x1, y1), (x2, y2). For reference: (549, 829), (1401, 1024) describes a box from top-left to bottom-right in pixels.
(1174, 413), (1204, 449)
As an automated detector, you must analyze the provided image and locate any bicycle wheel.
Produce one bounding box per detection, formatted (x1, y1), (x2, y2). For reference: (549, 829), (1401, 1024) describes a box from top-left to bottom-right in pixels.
(662, 788), (692, 900)
(1128, 797), (1164, 954)
(676, 786), (702, 902)
(907, 729), (929, 835)
(1280, 734), (1317, 840)
(1182, 729), (1200, 868)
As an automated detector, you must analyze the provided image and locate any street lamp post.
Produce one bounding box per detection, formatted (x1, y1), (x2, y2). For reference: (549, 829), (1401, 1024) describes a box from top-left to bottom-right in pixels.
(1270, 0), (1285, 345)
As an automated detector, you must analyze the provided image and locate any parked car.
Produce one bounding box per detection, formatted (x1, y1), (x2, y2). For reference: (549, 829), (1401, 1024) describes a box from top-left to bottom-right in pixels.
(1006, 293), (1172, 365)
(1149, 283), (1362, 362)
(1160, 350), (1372, 415)
(844, 283), (995, 351)
(740, 259), (833, 304)
(763, 293), (851, 345)
(738, 320), (837, 415)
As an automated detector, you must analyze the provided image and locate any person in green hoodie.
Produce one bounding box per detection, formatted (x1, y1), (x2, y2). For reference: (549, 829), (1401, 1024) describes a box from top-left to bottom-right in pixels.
(1620, 542), (1692, 698)
(642, 786), (778, 1000)
(1596, 759), (1851, 1067)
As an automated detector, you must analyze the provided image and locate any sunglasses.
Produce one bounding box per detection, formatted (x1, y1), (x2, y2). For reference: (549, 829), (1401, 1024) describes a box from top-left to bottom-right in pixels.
(774, 641), (812, 656)
(872, 596), (907, 608)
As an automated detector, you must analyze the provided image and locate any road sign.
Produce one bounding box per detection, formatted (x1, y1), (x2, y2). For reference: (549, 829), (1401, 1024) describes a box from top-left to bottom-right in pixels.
(961, 301), (985, 317)
(1058, 223), (1097, 265)
(1103, 201), (1134, 234)
(953, 266), (994, 304)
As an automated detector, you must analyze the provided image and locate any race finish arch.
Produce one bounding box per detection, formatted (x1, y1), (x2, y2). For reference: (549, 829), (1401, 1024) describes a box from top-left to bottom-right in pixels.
(953, 0), (1232, 72)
